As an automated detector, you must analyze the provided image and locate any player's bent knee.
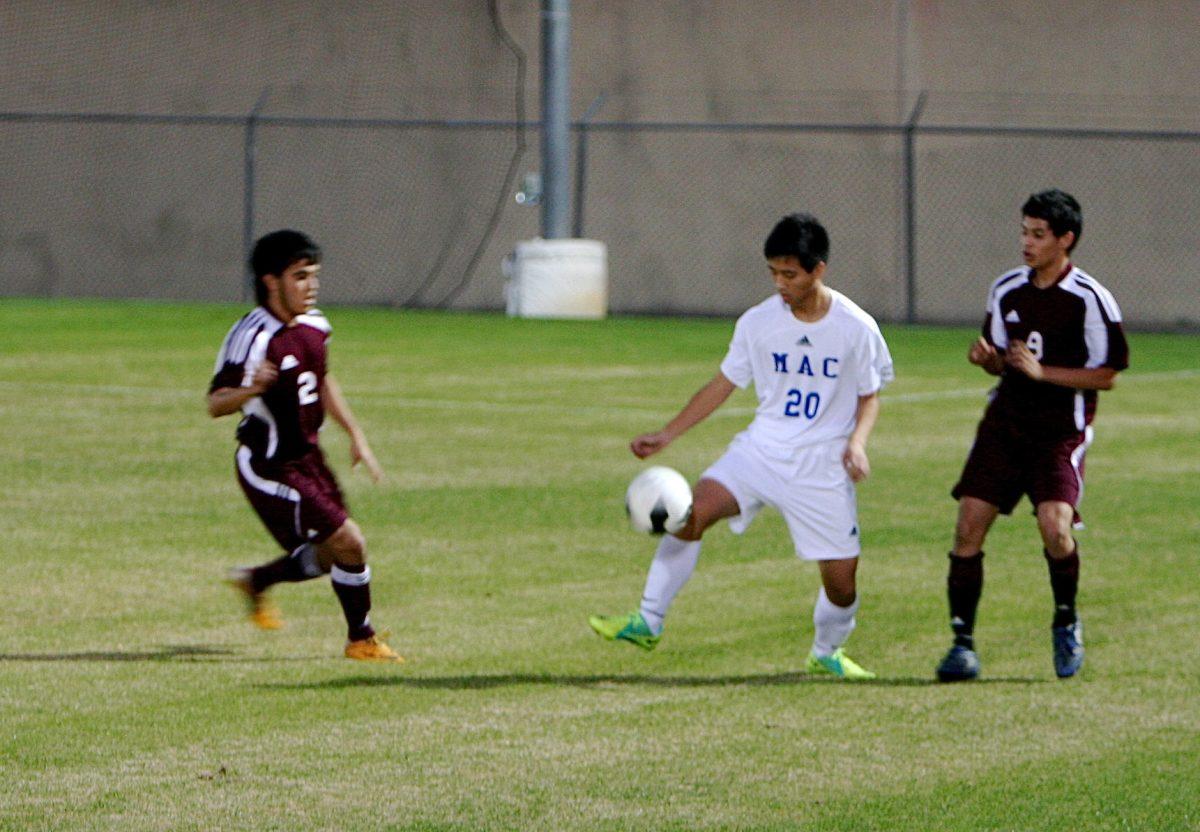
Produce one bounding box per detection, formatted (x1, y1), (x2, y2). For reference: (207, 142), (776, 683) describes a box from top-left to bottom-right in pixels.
(1039, 524), (1074, 557)
(818, 558), (859, 607)
(953, 523), (986, 554)
(675, 503), (731, 541)
(682, 479), (739, 542)
(825, 586), (857, 607)
(1036, 503), (1075, 556)
(673, 515), (707, 541)
(953, 497), (998, 555)
(322, 520), (367, 565)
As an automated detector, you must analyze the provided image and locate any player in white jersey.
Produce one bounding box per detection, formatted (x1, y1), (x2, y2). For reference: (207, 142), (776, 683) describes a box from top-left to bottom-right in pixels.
(589, 214), (894, 679)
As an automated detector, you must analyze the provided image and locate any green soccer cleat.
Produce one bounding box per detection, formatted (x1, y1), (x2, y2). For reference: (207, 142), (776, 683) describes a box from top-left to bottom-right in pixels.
(588, 611), (661, 651)
(805, 648), (876, 680)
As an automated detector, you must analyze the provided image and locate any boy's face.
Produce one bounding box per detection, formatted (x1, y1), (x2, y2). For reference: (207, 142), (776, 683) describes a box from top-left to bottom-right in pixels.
(1021, 216), (1073, 271)
(265, 258), (320, 321)
(767, 255), (825, 308)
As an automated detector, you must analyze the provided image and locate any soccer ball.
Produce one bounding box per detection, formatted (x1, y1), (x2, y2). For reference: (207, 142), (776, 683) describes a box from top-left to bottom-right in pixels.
(625, 466), (693, 535)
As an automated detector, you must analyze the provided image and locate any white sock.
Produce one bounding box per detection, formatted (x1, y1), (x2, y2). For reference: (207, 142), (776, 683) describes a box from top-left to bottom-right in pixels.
(639, 535), (701, 635)
(811, 586), (859, 657)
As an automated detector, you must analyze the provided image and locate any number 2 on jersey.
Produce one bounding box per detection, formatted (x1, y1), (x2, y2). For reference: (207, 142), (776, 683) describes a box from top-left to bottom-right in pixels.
(784, 388), (820, 419)
(297, 371), (320, 405)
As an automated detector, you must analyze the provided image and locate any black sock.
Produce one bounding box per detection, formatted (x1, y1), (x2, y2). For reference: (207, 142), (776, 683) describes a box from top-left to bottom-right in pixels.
(947, 551), (984, 648)
(1045, 546), (1080, 628)
(331, 563), (375, 642)
(250, 544), (322, 593)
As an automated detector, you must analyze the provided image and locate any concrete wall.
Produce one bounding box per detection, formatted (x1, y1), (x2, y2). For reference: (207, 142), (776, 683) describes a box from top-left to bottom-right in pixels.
(2, 1), (1198, 327)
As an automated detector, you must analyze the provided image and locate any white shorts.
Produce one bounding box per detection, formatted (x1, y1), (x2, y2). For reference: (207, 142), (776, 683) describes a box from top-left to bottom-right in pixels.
(701, 433), (861, 561)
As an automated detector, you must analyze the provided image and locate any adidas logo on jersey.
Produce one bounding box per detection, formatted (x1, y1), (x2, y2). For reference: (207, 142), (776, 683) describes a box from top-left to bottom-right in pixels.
(1004, 310), (1020, 323)
(280, 354), (300, 370)
(795, 335), (813, 347)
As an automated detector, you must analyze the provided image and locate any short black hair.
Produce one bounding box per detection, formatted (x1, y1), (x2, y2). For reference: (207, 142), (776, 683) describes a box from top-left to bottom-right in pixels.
(250, 229), (322, 305)
(1022, 189), (1082, 252)
(763, 213), (829, 272)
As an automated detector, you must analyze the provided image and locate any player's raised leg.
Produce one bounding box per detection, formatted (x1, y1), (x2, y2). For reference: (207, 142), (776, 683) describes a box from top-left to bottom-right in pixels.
(318, 519), (403, 663)
(228, 451), (332, 630)
(805, 557), (875, 680)
(589, 478), (739, 650)
(227, 542), (324, 630)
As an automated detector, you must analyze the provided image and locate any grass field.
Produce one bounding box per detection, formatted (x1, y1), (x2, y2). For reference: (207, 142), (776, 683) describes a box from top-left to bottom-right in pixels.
(1, 298), (1197, 831)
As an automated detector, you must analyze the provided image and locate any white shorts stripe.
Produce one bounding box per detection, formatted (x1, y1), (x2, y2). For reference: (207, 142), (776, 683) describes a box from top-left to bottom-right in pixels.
(236, 445), (302, 538)
(1071, 425), (1093, 507)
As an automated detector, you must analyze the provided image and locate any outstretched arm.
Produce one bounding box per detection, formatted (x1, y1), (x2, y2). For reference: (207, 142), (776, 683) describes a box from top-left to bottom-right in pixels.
(322, 373), (384, 482)
(631, 371), (737, 459)
(842, 392), (880, 483)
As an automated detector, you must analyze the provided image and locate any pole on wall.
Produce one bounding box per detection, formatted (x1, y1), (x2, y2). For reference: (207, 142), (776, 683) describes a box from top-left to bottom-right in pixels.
(506, 0), (608, 320)
(903, 91), (927, 324)
(540, 0), (570, 239)
(242, 87), (271, 301)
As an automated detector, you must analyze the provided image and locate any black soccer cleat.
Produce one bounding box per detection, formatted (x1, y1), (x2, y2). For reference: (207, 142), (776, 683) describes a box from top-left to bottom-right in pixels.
(1052, 620), (1084, 678)
(936, 644), (980, 682)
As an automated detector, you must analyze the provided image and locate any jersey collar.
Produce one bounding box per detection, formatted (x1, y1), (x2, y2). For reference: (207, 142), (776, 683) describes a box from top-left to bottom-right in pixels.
(1027, 261), (1073, 289)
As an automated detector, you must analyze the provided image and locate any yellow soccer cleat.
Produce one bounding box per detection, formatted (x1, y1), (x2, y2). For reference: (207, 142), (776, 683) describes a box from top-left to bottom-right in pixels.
(345, 633), (405, 663)
(805, 647), (876, 680)
(226, 568), (284, 630)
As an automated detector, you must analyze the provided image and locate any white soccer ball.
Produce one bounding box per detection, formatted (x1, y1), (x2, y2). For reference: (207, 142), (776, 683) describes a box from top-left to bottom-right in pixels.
(625, 466), (693, 535)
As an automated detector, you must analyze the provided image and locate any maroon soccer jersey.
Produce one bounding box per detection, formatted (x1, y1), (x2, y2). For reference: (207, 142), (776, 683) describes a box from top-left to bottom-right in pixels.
(981, 265), (1129, 437)
(210, 308), (332, 463)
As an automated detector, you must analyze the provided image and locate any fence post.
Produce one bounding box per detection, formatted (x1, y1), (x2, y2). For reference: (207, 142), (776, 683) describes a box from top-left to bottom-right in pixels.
(242, 87), (271, 301)
(903, 91), (927, 324)
(572, 91), (607, 239)
(540, 0), (571, 239)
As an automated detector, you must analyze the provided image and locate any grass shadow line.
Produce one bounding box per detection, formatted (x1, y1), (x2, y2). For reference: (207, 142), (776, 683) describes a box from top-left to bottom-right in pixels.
(0, 645), (324, 664)
(258, 672), (1048, 691)
(0, 645), (237, 663)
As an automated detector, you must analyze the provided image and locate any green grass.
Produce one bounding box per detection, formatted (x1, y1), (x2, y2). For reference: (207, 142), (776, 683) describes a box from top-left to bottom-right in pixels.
(0, 298), (1196, 831)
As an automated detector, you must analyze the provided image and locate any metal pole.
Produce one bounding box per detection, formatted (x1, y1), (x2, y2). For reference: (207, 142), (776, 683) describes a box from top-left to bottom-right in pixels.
(541, 0), (570, 239)
(242, 87), (271, 301)
(895, 0), (911, 123)
(573, 91), (606, 239)
(903, 91), (927, 324)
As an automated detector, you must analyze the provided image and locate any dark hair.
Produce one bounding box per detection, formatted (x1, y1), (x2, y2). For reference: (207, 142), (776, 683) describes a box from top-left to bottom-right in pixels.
(250, 229), (322, 305)
(763, 213), (829, 272)
(1022, 189), (1082, 252)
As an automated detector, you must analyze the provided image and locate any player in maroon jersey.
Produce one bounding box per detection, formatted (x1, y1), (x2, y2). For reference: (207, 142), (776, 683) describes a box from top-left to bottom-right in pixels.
(936, 190), (1129, 682)
(208, 229), (401, 662)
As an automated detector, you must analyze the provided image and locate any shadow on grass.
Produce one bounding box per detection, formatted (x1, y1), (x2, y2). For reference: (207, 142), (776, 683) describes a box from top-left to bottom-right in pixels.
(259, 672), (1048, 691)
(0, 645), (238, 662)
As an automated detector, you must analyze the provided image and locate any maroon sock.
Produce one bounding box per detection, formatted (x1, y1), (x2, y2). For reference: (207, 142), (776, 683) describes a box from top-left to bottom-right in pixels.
(250, 544), (322, 594)
(947, 551), (984, 648)
(1045, 546), (1080, 628)
(331, 563), (375, 642)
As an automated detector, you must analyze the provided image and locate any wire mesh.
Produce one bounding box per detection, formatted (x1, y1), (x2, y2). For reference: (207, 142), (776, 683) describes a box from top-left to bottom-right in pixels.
(2, 3), (1199, 329)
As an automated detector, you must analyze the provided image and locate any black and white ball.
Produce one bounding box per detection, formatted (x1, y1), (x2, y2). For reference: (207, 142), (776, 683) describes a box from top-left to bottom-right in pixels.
(625, 466), (693, 535)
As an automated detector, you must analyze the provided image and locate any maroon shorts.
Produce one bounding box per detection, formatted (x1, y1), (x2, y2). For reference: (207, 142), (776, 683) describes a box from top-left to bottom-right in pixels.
(952, 415), (1092, 516)
(236, 445), (348, 551)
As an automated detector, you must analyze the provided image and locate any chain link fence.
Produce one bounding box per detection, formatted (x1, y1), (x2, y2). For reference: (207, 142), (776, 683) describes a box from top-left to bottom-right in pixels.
(3, 3), (1198, 329)
(8, 108), (1196, 328)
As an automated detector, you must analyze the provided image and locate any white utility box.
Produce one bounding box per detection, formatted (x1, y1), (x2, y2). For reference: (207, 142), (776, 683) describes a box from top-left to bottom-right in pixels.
(504, 238), (608, 319)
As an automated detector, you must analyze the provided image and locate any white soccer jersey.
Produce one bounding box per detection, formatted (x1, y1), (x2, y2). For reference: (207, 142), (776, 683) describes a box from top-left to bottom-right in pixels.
(719, 290), (894, 458)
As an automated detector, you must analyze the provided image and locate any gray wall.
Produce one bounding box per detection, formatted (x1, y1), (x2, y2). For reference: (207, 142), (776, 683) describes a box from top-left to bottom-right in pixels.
(2, 1), (1198, 328)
